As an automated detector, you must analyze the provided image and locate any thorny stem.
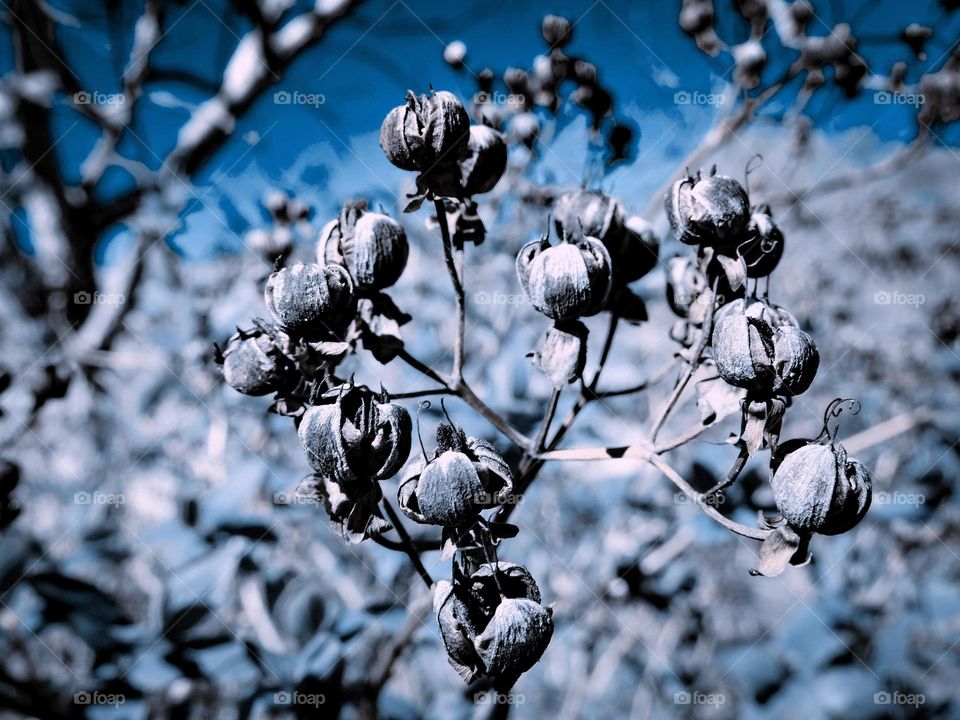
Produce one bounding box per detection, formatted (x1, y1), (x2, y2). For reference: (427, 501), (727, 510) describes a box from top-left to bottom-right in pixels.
(435, 198), (465, 383)
(380, 499), (434, 588)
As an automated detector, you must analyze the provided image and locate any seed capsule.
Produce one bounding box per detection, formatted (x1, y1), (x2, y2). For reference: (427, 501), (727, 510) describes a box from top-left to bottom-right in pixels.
(771, 442), (872, 535)
(380, 90), (470, 172)
(319, 201), (409, 292)
(516, 233), (613, 321)
(541, 14), (573, 48)
(298, 384), (411, 485)
(398, 423), (513, 526)
(219, 325), (292, 396)
(434, 562), (553, 685)
(264, 262), (356, 340)
(530, 320), (588, 387)
(737, 204), (784, 278)
(712, 303), (819, 397)
(553, 189), (625, 252)
(665, 169), (750, 247)
(665, 255), (743, 321)
(460, 125), (507, 196)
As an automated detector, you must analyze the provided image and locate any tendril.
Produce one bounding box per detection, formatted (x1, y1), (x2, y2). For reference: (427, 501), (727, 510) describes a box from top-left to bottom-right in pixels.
(416, 400), (432, 462)
(820, 397), (861, 444)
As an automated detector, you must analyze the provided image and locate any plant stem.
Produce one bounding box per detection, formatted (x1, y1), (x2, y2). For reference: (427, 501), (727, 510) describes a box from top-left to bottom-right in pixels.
(534, 387), (561, 453)
(380, 499), (434, 588)
(434, 198), (465, 383)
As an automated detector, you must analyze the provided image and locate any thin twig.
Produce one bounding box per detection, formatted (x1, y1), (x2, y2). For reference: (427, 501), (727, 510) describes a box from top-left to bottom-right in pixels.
(533, 388), (561, 453)
(380, 499), (434, 588)
(435, 198), (465, 383)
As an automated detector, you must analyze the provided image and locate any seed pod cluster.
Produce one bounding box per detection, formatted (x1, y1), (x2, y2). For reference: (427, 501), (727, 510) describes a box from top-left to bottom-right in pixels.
(318, 200), (409, 292)
(218, 324), (293, 397)
(666, 167), (750, 248)
(712, 299), (819, 397)
(434, 562), (553, 686)
(399, 422), (513, 526)
(298, 383), (411, 485)
(380, 90), (470, 172)
(516, 231), (613, 321)
(771, 441), (872, 535)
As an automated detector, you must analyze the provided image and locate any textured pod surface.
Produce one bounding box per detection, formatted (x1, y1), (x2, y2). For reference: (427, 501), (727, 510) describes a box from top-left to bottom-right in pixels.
(466, 437), (514, 500)
(221, 330), (288, 396)
(773, 326), (819, 396)
(399, 451), (484, 525)
(326, 212), (408, 291)
(718, 298), (799, 329)
(471, 563), (542, 605)
(434, 581), (484, 682)
(553, 189), (625, 247)
(264, 263), (356, 339)
(616, 215), (660, 283)
(666, 256), (707, 317)
(519, 238), (612, 320)
(460, 125), (507, 196)
(712, 312), (776, 392)
(531, 320), (588, 386)
(379, 90), (470, 171)
(739, 207), (785, 278)
(474, 598), (554, 683)
(298, 387), (411, 483)
(666, 173), (750, 246)
(771, 443), (872, 534)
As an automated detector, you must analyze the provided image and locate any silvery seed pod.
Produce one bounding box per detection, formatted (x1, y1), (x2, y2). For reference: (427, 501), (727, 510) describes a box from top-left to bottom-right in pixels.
(220, 326), (292, 396)
(771, 442), (872, 535)
(712, 309), (819, 396)
(399, 424), (513, 526)
(530, 320), (588, 387)
(516, 234), (613, 321)
(460, 125), (507, 196)
(553, 189), (625, 249)
(320, 201), (409, 292)
(434, 562), (551, 685)
(665, 255), (743, 320)
(541, 14), (573, 48)
(298, 384), (411, 485)
(773, 325), (819, 396)
(737, 204), (784, 278)
(665, 169), (750, 247)
(507, 111), (540, 149)
(264, 262), (356, 340)
(474, 598), (553, 686)
(380, 90), (470, 172)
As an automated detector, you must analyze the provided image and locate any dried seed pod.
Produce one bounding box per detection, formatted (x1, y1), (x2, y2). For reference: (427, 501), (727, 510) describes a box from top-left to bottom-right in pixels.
(541, 14), (573, 48)
(264, 262), (356, 340)
(665, 255), (743, 321)
(617, 215), (660, 283)
(320, 201), (409, 292)
(434, 562), (552, 685)
(737, 204), (784, 278)
(507, 111), (540, 149)
(733, 39), (767, 90)
(516, 233), (613, 321)
(474, 598), (553, 685)
(712, 305), (819, 396)
(399, 423), (513, 526)
(771, 442), (872, 535)
(219, 325), (292, 396)
(298, 384), (411, 484)
(530, 320), (588, 387)
(443, 40), (467, 69)
(380, 90), (470, 172)
(460, 125), (507, 196)
(665, 169), (750, 247)
(553, 189), (625, 249)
